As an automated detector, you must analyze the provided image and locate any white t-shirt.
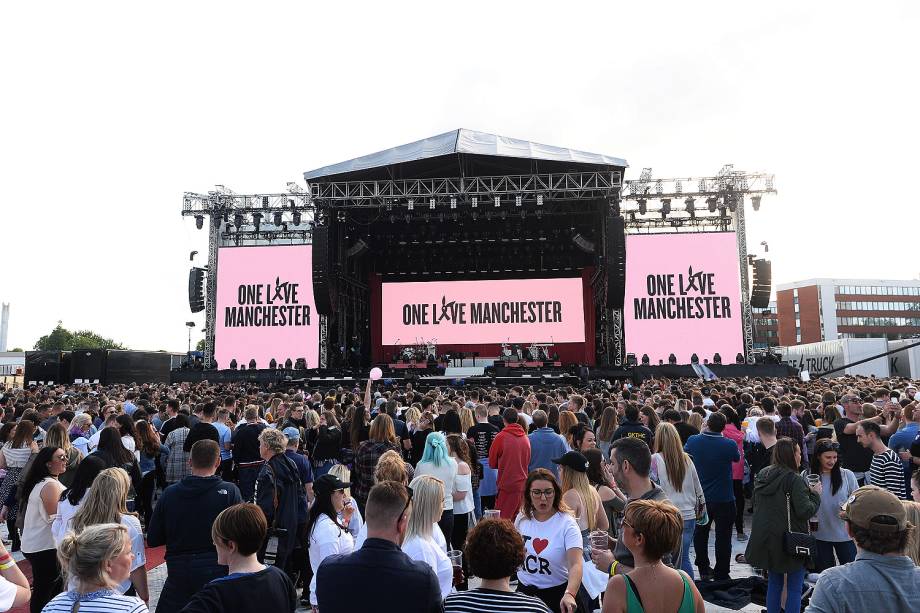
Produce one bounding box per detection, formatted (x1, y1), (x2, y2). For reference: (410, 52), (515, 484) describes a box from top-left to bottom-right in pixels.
(414, 458), (458, 511)
(402, 533), (454, 599)
(452, 468), (474, 516)
(309, 514), (354, 606)
(0, 575), (18, 611)
(355, 521), (446, 552)
(514, 511), (582, 589)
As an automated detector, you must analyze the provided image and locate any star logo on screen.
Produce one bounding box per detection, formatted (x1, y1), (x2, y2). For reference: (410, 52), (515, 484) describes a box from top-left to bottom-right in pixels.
(436, 295), (460, 324)
(684, 266), (705, 292)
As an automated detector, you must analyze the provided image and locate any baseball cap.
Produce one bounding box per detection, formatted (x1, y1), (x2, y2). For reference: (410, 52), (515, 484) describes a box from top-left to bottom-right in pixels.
(552, 451), (589, 473)
(841, 485), (907, 532)
(314, 474), (351, 495)
(282, 427), (300, 441)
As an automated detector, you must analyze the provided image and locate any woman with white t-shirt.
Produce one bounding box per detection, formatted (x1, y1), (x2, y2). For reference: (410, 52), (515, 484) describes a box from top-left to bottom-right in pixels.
(514, 468), (583, 613)
(446, 434), (474, 590)
(65, 468), (149, 603)
(651, 422), (705, 578)
(402, 475), (455, 600)
(51, 455), (108, 546)
(414, 432), (458, 544)
(307, 474), (355, 611)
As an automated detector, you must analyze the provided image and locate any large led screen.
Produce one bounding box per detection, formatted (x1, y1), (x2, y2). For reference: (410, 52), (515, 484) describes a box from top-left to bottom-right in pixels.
(625, 232), (743, 364)
(381, 278), (585, 345)
(214, 245), (318, 369)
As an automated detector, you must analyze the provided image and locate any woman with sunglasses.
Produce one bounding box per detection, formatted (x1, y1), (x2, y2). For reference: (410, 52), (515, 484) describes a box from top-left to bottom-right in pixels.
(808, 438), (859, 571)
(306, 474), (355, 612)
(514, 468), (584, 613)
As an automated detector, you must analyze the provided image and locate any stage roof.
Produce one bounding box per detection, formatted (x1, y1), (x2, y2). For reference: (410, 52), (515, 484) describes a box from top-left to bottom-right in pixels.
(304, 129), (628, 182)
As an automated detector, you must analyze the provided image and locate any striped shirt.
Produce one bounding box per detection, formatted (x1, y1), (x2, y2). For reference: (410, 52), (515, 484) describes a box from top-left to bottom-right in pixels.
(444, 588), (551, 613)
(869, 448), (906, 499)
(42, 589), (147, 612)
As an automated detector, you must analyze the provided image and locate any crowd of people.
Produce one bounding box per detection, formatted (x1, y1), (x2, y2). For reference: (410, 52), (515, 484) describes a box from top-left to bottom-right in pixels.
(0, 373), (917, 612)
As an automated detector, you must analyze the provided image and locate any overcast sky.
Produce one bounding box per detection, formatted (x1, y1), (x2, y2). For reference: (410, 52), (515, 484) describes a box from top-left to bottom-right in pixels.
(2, 1), (917, 353)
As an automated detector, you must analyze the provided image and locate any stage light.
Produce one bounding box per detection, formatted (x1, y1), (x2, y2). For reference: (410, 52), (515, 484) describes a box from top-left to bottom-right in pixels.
(262, 196), (269, 206)
(537, 194), (544, 206)
(229, 359), (237, 370)
(641, 354), (650, 365)
(626, 353), (637, 366)
(471, 196), (478, 208)
(728, 197), (737, 213)
(661, 198), (671, 218)
(707, 197), (718, 212)
(691, 353), (699, 364)
(248, 359), (256, 370)
(713, 353), (722, 364)
(638, 199), (647, 215)
(284, 358), (293, 369)
(195, 215), (204, 229)
(752, 195), (762, 211)
(685, 197), (695, 218)
(668, 353), (677, 365)
(292, 211), (301, 225)
(450, 197), (457, 209)
(429, 198), (436, 210)
(736, 353), (745, 364)
(408, 199), (414, 211)
(252, 212), (262, 231)
(273, 211), (283, 226)
(234, 213), (244, 228)
(515, 195), (522, 207)
(494, 196), (501, 207)
(224, 222), (232, 234)
(269, 358), (277, 369)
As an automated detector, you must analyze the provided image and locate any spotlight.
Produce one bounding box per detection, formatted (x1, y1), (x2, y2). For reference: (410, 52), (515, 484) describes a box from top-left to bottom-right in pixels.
(252, 212), (262, 231)
(638, 199), (647, 215)
(262, 196), (269, 206)
(713, 353), (722, 364)
(273, 211), (283, 226)
(194, 215), (204, 230)
(661, 198), (671, 218)
(408, 199), (414, 211)
(269, 358), (277, 369)
(229, 359), (237, 370)
(668, 353), (677, 365)
(515, 195), (522, 207)
(429, 198), (435, 210)
(735, 353), (745, 364)
(471, 197), (478, 208)
(685, 197), (695, 218)
(690, 353), (699, 364)
(284, 358), (293, 369)
(728, 197), (737, 213)
(626, 353), (637, 366)
(752, 195), (762, 211)
(292, 211), (301, 225)
(248, 359), (256, 370)
(707, 197), (717, 212)
(450, 197), (457, 209)
(494, 196), (501, 207)
(537, 194), (544, 206)
(641, 354), (650, 365)
(234, 213), (244, 228)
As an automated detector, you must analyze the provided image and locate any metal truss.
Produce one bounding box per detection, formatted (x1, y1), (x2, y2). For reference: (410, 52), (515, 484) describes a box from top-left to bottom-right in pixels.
(309, 171), (623, 207)
(319, 316), (328, 368)
(203, 215), (220, 368)
(734, 205), (756, 363)
(611, 309), (624, 366)
(182, 188), (314, 217)
(221, 230), (314, 244)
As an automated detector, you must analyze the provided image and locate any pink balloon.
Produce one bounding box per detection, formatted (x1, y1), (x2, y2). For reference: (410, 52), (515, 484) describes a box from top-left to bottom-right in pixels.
(369, 367), (383, 380)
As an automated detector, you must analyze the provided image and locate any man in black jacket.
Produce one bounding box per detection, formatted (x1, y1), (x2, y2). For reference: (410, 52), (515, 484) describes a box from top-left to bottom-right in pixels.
(610, 404), (653, 447)
(317, 481), (442, 613)
(148, 439), (242, 612)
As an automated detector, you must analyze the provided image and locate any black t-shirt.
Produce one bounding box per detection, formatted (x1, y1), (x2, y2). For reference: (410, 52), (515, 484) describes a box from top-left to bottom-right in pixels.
(180, 565), (297, 613)
(467, 422), (500, 460)
(410, 428), (432, 466)
(674, 422), (700, 446)
(747, 441), (774, 478)
(611, 420), (653, 447)
(488, 415), (505, 430)
(834, 418), (873, 473)
(231, 422), (266, 463)
(160, 416), (180, 437)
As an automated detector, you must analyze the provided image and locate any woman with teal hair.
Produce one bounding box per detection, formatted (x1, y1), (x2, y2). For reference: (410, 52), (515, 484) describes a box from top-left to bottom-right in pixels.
(414, 431), (459, 543)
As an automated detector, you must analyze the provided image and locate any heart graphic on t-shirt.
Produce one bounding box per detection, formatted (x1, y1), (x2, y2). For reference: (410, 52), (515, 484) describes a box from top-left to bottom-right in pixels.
(532, 538), (549, 554)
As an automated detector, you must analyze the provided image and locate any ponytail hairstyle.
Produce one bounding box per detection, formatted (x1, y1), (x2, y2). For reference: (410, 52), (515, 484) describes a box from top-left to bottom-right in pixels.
(58, 523), (129, 592)
(419, 431), (450, 468)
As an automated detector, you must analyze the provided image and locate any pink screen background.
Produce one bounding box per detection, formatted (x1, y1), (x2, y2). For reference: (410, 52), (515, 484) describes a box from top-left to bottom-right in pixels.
(381, 278), (585, 345)
(624, 232), (743, 363)
(214, 245), (318, 369)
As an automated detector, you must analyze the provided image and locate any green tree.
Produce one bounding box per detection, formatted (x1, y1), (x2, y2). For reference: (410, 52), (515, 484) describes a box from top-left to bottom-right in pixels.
(196, 339), (206, 352)
(10, 347), (23, 352)
(34, 321), (126, 351)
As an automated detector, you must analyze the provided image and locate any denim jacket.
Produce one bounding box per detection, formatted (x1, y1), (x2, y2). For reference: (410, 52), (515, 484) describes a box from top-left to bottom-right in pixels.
(805, 551), (920, 612)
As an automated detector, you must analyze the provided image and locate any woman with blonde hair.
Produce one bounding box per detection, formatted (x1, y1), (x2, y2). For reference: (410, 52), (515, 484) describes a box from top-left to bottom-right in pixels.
(66, 468), (148, 602)
(328, 463), (362, 539)
(352, 414), (400, 513)
(44, 423), (81, 487)
(69, 413), (94, 457)
(596, 407), (618, 460)
(403, 407), (421, 433)
(459, 407), (475, 435)
(687, 412), (703, 432)
(651, 422), (705, 578)
(901, 501), (920, 566)
(558, 411), (578, 449)
(44, 523), (148, 612)
(403, 475), (454, 600)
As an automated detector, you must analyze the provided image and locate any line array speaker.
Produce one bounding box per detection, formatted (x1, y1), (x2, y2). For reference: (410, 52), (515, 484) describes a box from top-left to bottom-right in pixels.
(605, 215), (626, 309)
(312, 225), (336, 315)
(188, 267), (206, 313)
(751, 259), (772, 309)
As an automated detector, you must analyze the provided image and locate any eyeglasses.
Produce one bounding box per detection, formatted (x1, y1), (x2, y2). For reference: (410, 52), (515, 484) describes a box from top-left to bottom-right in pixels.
(816, 441), (840, 451)
(398, 483), (414, 525)
(622, 519), (641, 535)
(530, 489), (555, 499)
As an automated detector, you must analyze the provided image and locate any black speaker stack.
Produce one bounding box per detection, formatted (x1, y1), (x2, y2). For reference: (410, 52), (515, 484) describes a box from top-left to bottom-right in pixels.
(605, 215), (626, 309)
(750, 259), (772, 309)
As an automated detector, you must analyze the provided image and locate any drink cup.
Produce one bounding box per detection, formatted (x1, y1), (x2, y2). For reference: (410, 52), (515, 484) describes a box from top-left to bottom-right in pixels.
(484, 509), (501, 520)
(447, 550), (463, 585)
(590, 530), (609, 552)
(806, 474), (820, 488)
(809, 518), (820, 532)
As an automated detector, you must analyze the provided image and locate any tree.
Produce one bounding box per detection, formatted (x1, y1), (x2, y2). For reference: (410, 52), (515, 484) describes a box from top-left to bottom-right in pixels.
(10, 347), (23, 352)
(196, 339), (206, 352)
(34, 322), (126, 351)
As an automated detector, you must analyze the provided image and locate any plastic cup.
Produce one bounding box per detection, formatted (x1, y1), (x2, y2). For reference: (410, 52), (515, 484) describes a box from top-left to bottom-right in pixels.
(590, 530), (609, 552)
(484, 509), (501, 520)
(447, 549), (463, 585)
(806, 474), (820, 487)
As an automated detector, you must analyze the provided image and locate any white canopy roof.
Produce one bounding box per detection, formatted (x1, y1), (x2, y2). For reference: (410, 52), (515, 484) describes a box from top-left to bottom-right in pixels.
(303, 129), (627, 180)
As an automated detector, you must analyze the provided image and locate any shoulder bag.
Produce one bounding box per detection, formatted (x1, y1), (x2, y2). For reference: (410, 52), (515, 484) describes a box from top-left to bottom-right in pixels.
(782, 473), (815, 559)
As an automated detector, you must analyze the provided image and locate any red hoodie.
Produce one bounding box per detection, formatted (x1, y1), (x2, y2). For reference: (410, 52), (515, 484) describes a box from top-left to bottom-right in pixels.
(488, 423), (531, 491)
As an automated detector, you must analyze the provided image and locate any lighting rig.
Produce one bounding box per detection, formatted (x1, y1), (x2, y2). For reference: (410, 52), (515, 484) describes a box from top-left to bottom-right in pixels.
(181, 184), (316, 368)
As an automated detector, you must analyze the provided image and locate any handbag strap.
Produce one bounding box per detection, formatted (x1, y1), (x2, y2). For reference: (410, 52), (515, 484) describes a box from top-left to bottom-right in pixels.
(783, 471), (811, 534)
